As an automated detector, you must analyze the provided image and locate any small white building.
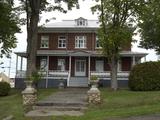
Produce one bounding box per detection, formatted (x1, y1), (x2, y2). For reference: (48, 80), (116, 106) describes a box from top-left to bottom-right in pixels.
(0, 72), (10, 83)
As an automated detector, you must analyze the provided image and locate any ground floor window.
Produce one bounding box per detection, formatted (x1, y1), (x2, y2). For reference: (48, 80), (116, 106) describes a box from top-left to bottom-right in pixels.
(57, 59), (65, 71)
(40, 58), (48, 71)
(96, 60), (104, 72)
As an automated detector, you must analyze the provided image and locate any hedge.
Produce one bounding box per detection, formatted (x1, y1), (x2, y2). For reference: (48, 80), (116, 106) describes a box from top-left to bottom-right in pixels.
(0, 82), (11, 96)
(129, 61), (160, 91)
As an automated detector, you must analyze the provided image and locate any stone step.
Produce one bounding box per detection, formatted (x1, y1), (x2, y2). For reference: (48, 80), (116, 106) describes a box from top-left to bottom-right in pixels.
(33, 105), (88, 111)
(36, 101), (88, 107)
(26, 110), (84, 117)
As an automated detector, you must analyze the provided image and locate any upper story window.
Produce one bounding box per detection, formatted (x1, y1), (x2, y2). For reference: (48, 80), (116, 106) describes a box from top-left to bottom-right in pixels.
(58, 36), (66, 48)
(75, 17), (88, 26)
(75, 36), (87, 48)
(40, 36), (49, 48)
(96, 36), (102, 48)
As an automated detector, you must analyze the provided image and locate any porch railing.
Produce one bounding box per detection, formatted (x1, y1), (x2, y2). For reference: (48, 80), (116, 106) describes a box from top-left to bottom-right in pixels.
(90, 71), (129, 78)
(16, 70), (69, 78)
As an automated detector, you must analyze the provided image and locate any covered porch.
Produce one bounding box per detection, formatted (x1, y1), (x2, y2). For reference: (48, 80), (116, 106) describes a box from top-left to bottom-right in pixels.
(15, 50), (147, 88)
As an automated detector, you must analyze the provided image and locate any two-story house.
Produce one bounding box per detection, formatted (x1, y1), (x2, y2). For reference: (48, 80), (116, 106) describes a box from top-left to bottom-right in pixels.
(15, 17), (147, 88)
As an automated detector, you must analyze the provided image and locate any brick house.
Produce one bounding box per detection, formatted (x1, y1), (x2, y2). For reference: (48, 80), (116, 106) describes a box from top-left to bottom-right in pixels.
(15, 17), (147, 88)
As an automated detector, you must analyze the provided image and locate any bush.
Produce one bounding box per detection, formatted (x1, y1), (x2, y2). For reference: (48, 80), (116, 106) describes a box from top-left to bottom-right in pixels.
(0, 82), (11, 96)
(129, 61), (160, 91)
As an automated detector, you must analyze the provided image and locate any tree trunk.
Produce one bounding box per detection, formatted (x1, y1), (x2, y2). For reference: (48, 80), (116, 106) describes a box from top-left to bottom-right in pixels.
(26, 0), (40, 77)
(110, 57), (118, 91)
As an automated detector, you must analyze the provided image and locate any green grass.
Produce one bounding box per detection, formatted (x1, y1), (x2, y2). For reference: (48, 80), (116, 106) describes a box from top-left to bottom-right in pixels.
(1, 88), (160, 120)
(0, 88), (57, 120)
(57, 89), (160, 120)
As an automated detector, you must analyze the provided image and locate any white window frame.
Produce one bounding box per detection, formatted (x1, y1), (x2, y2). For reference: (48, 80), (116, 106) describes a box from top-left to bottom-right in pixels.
(40, 36), (49, 48)
(75, 36), (87, 48)
(96, 36), (102, 49)
(57, 59), (65, 71)
(58, 36), (66, 48)
(77, 19), (87, 26)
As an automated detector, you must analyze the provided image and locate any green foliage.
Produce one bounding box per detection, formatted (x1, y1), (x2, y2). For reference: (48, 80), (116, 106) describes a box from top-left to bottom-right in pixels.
(0, 1), (20, 57)
(0, 82), (11, 96)
(90, 75), (98, 81)
(138, 0), (160, 54)
(129, 61), (160, 91)
(91, 0), (142, 90)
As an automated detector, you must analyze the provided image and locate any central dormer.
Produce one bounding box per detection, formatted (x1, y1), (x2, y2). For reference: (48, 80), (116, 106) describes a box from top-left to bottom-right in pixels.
(75, 17), (88, 26)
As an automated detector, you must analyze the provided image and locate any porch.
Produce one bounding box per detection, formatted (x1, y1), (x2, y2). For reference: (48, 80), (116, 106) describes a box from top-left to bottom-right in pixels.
(14, 50), (147, 88)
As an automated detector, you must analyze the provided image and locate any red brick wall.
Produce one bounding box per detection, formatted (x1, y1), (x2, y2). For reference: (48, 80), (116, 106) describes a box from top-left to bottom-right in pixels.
(121, 57), (131, 71)
(37, 33), (132, 51)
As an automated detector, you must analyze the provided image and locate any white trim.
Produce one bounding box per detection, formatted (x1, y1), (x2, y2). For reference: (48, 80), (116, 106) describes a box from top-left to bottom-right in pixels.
(58, 36), (66, 48)
(75, 36), (87, 48)
(132, 56), (136, 67)
(46, 56), (49, 88)
(40, 36), (49, 48)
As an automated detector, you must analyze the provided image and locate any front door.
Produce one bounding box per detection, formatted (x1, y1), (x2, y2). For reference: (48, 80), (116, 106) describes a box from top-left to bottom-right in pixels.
(75, 60), (86, 76)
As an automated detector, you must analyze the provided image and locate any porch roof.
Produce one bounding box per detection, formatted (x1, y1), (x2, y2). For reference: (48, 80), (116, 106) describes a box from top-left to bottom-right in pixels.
(15, 50), (148, 58)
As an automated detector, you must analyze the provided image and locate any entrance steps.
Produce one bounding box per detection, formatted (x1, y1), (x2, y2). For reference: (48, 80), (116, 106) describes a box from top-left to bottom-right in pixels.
(69, 77), (88, 87)
(25, 88), (88, 117)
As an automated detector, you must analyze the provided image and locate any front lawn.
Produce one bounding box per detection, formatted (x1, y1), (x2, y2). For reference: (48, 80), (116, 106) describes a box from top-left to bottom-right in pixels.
(1, 88), (160, 120)
(61, 89), (160, 120)
(0, 89), (57, 120)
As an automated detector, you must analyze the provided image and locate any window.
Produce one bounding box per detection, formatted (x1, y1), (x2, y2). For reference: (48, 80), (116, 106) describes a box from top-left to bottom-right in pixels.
(40, 58), (48, 71)
(40, 36), (49, 48)
(96, 36), (102, 48)
(57, 59), (65, 71)
(96, 60), (104, 72)
(75, 36), (86, 48)
(58, 36), (66, 48)
(75, 18), (87, 26)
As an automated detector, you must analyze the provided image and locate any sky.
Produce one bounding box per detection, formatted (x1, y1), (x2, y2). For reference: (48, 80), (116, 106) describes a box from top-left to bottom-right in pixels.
(0, 0), (158, 78)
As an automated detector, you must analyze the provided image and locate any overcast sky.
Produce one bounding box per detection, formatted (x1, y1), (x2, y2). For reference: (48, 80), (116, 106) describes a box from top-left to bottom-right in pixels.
(0, 0), (158, 78)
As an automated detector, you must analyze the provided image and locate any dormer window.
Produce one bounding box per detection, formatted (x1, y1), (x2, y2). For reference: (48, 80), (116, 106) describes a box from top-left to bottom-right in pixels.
(76, 17), (87, 26)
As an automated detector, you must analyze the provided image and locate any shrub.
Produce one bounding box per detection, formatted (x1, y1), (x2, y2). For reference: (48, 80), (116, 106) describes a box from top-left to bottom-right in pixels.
(129, 61), (160, 91)
(0, 82), (11, 96)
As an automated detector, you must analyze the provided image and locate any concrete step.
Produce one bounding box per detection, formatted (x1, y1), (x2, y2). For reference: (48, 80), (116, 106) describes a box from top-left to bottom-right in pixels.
(36, 101), (88, 107)
(33, 106), (88, 111)
(26, 110), (84, 117)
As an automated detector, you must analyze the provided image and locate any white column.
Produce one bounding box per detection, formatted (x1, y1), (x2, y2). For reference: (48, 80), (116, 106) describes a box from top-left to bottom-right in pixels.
(15, 55), (18, 76)
(88, 56), (91, 83)
(132, 56), (136, 67)
(20, 57), (23, 71)
(68, 56), (72, 87)
(46, 56), (49, 88)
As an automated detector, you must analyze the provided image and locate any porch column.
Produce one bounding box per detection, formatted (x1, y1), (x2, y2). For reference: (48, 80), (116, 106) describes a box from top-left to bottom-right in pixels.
(15, 55), (18, 76)
(46, 56), (49, 88)
(20, 57), (23, 71)
(68, 56), (72, 87)
(132, 55), (136, 67)
(88, 56), (91, 82)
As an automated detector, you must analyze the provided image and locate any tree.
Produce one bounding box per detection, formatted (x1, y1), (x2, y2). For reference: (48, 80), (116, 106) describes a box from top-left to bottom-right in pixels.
(92, 0), (141, 90)
(138, 0), (160, 54)
(0, 0), (20, 57)
(19, 0), (78, 77)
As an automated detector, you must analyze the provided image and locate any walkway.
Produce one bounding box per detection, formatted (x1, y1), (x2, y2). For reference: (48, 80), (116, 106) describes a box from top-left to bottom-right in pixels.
(26, 88), (88, 117)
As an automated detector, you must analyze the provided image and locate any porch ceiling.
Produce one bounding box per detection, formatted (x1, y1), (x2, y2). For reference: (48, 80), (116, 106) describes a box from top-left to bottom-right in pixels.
(15, 50), (148, 58)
